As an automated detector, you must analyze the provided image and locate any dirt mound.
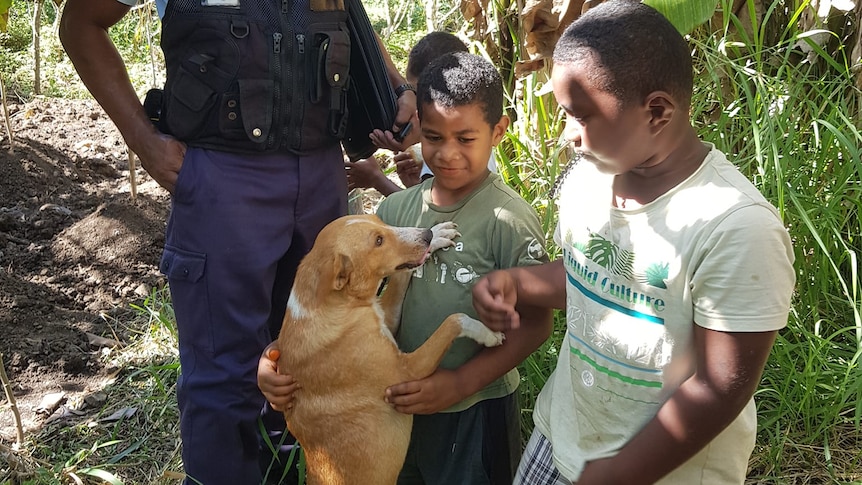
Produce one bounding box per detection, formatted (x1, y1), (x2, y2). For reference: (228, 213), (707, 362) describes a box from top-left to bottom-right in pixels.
(0, 97), (169, 439)
(52, 196), (165, 299)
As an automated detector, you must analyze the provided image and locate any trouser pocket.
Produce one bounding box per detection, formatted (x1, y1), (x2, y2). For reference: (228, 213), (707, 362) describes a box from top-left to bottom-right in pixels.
(160, 245), (213, 353)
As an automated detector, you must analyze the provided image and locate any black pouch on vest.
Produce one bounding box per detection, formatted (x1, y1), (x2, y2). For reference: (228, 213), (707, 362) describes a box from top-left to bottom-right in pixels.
(342, 0), (397, 161)
(307, 26), (351, 142)
(143, 88), (165, 129)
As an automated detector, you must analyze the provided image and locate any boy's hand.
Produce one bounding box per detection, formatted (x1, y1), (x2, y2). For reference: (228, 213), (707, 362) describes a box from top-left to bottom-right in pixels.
(345, 156), (387, 191)
(257, 343), (300, 411)
(472, 270), (521, 331)
(370, 111), (420, 152)
(384, 369), (463, 415)
(393, 150), (422, 188)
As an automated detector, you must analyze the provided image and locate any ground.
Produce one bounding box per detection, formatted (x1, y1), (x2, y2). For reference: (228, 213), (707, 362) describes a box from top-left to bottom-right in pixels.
(0, 97), (170, 442)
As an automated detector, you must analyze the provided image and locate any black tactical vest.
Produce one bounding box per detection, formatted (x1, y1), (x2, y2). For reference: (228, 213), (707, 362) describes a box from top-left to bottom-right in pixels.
(160, 0), (350, 154)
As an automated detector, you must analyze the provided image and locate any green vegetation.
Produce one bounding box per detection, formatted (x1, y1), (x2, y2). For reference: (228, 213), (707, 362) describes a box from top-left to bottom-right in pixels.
(689, 3), (862, 480)
(4, 288), (183, 484)
(2, 0), (861, 483)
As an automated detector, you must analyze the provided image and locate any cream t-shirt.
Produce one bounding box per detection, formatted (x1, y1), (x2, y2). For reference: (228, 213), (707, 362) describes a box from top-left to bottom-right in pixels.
(535, 145), (795, 482)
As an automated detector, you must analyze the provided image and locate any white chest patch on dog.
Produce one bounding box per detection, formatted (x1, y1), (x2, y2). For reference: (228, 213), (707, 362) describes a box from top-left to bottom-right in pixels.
(286, 292), (307, 320)
(373, 301), (396, 343)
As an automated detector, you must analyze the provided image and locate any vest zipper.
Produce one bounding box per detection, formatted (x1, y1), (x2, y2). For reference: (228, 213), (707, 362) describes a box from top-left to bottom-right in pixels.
(278, 0), (294, 152)
(273, 32), (282, 53)
(269, 32), (283, 150)
(288, 33), (306, 150)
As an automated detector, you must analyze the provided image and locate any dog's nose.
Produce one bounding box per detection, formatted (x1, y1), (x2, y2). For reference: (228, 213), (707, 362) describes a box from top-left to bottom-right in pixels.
(422, 228), (432, 244)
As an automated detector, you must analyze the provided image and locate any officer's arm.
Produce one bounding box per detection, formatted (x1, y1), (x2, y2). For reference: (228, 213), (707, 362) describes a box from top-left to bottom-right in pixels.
(59, 0), (158, 154)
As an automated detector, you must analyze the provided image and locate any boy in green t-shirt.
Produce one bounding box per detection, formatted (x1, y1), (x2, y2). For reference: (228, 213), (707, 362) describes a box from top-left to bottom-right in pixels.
(260, 52), (553, 484)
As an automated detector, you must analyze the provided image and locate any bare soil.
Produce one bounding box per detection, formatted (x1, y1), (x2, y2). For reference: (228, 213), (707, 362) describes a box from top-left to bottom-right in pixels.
(0, 97), (170, 441)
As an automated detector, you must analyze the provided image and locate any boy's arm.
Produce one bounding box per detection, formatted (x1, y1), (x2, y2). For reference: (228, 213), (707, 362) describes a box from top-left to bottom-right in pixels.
(384, 303), (553, 414)
(473, 259), (567, 332)
(345, 156), (404, 196)
(577, 326), (777, 485)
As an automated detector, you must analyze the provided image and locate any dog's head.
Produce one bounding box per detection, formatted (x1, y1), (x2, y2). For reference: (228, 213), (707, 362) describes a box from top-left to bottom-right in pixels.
(306, 214), (433, 299)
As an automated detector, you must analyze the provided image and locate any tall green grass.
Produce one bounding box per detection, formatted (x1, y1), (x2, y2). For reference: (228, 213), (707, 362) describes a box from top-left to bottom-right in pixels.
(692, 2), (861, 481)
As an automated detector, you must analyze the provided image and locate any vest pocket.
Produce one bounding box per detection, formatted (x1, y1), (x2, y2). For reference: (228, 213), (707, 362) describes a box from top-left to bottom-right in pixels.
(165, 67), (217, 140)
(234, 79), (274, 143)
(163, 20), (274, 146)
(307, 25), (351, 140)
(164, 27), (239, 140)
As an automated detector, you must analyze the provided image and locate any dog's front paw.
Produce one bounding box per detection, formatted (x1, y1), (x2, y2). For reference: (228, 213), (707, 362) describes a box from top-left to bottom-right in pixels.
(481, 330), (506, 347)
(429, 222), (460, 252)
(456, 314), (506, 347)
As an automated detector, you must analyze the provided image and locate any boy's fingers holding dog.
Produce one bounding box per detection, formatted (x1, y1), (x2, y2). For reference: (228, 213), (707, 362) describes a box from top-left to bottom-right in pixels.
(266, 348), (280, 361)
(258, 342), (301, 412)
(262, 341), (281, 362)
(385, 371), (461, 415)
(261, 375), (301, 412)
(385, 381), (417, 400)
(384, 381), (422, 411)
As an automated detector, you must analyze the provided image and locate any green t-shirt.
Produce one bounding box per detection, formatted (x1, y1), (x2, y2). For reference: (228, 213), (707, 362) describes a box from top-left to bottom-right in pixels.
(376, 172), (548, 412)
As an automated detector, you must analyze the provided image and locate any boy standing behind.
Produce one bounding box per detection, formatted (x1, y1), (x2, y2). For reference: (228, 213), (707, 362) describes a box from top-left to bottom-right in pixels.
(472, 2), (796, 484)
(348, 32), (497, 196)
(260, 51), (552, 484)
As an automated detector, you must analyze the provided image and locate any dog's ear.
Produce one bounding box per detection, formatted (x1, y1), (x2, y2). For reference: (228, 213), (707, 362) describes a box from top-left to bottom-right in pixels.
(333, 253), (353, 291)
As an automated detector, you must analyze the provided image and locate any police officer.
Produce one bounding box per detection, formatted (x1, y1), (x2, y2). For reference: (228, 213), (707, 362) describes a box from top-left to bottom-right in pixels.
(59, 1), (416, 483)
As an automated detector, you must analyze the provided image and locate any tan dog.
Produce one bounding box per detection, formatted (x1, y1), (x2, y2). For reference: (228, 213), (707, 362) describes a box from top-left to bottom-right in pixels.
(275, 214), (504, 485)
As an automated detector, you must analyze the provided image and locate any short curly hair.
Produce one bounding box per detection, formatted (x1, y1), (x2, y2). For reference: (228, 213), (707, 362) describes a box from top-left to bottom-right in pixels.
(406, 31), (469, 81)
(416, 51), (504, 127)
(553, 0), (693, 109)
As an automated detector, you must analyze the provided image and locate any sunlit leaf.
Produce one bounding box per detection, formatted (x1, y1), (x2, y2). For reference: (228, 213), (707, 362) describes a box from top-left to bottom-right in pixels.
(79, 468), (125, 485)
(644, 0), (717, 34)
(0, 0), (10, 33)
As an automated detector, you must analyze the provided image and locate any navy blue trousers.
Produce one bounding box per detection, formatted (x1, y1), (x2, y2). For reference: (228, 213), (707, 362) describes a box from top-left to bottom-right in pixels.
(159, 146), (347, 485)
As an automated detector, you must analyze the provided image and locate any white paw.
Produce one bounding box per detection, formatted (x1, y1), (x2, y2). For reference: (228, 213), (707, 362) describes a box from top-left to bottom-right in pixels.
(456, 314), (505, 347)
(429, 221), (459, 252)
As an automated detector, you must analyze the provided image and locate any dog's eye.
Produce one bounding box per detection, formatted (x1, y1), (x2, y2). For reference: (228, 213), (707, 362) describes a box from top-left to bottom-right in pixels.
(375, 235), (384, 246)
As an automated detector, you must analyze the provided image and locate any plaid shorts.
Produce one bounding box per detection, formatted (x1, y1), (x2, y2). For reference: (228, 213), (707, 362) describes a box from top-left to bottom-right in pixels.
(514, 429), (573, 485)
